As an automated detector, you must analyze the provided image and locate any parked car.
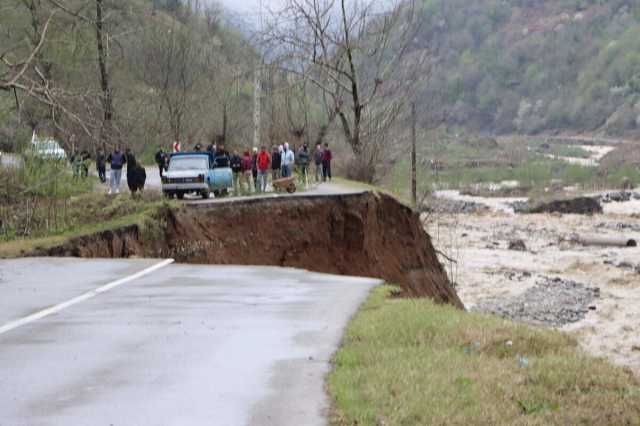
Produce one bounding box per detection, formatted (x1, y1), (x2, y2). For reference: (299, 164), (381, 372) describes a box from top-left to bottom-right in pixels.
(30, 132), (66, 160)
(162, 152), (232, 199)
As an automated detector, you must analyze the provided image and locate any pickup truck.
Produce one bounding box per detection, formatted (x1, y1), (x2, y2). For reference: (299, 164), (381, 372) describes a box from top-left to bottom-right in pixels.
(162, 152), (232, 199)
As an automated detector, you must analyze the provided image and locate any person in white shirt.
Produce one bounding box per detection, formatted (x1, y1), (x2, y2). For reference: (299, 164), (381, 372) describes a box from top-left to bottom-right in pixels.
(281, 142), (295, 178)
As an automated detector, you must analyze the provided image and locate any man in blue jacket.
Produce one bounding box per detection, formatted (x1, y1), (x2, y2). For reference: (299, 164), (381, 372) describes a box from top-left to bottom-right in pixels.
(107, 145), (126, 195)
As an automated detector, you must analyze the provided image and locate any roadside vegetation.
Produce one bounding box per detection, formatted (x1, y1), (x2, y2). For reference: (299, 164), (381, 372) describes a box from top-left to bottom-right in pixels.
(329, 286), (640, 425)
(0, 190), (173, 258)
(0, 158), (173, 257)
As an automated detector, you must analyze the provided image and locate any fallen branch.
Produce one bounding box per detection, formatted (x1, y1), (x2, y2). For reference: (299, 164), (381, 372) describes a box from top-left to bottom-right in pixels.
(435, 249), (458, 264)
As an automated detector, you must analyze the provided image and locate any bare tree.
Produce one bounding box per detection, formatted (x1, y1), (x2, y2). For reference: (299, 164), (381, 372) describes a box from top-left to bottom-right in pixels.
(2, 0), (125, 151)
(138, 18), (203, 145)
(0, 6), (101, 143)
(265, 0), (422, 181)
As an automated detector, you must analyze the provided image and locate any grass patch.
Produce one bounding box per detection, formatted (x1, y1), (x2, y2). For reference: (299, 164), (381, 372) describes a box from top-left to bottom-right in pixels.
(329, 286), (640, 425)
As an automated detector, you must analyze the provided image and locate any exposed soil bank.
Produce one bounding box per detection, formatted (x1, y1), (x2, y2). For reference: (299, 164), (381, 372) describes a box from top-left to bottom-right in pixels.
(34, 192), (462, 307)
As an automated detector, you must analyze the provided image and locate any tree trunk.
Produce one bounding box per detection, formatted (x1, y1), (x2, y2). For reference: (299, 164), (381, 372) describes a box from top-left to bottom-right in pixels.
(411, 103), (417, 207)
(96, 0), (113, 152)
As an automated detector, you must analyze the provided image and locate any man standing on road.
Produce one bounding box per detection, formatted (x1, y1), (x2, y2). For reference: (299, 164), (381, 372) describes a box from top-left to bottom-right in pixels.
(230, 150), (242, 196)
(125, 148), (146, 195)
(107, 145), (126, 194)
(96, 149), (107, 183)
(241, 150), (253, 195)
(297, 143), (310, 187)
(215, 143), (230, 168)
(257, 145), (271, 193)
(155, 146), (165, 179)
(314, 143), (323, 183)
(271, 145), (281, 182)
(322, 143), (332, 182)
(281, 142), (295, 178)
(172, 139), (181, 153)
(251, 147), (259, 191)
(71, 150), (81, 178)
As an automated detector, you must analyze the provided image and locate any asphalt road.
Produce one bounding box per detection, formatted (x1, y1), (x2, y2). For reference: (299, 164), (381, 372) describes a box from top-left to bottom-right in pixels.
(0, 258), (379, 426)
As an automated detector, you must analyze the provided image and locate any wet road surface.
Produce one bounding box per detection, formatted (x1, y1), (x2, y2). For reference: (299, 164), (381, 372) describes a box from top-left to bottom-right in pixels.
(0, 258), (379, 426)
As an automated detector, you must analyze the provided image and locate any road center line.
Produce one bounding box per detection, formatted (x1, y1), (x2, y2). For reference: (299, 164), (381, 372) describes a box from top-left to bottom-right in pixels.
(0, 258), (174, 336)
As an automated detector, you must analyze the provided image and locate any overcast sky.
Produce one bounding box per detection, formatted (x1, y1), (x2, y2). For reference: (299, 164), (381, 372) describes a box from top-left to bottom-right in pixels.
(213, 0), (285, 21)
(212, 0), (394, 27)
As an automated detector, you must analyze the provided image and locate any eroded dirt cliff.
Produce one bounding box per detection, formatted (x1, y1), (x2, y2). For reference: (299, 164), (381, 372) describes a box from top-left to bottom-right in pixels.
(35, 192), (462, 307)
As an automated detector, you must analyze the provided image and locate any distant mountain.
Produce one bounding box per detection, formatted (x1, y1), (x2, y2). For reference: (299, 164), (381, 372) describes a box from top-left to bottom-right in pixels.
(409, 0), (640, 138)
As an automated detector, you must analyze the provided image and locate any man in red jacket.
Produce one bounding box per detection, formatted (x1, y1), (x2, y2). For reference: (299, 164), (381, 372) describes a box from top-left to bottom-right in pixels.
(256, 145), (271, 193)
(322, 143), (332, 182)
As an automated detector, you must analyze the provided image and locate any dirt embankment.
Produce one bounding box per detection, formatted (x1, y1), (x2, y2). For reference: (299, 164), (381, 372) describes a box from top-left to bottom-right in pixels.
(35, 192), (462, 307)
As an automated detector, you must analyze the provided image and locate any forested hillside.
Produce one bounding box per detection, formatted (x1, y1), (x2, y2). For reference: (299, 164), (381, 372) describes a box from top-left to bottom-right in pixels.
(414, 0), (640, 137)
(0, 0), (260, 155)
(4, 0), (640, 174)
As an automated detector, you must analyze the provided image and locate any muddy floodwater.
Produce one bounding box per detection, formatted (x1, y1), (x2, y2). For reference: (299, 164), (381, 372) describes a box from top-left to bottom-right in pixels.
(427, 195), (640, 376)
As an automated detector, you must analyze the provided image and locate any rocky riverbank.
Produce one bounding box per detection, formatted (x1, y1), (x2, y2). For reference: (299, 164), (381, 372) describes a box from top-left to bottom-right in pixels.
(425, 201), (640, 375)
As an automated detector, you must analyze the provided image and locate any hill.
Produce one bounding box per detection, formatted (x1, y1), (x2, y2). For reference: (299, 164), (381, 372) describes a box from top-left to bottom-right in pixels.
(412, 0), (640, 138)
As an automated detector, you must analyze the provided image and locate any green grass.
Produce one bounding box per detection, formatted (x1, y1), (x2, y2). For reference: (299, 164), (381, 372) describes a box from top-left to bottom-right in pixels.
(329, 286), (640, 426)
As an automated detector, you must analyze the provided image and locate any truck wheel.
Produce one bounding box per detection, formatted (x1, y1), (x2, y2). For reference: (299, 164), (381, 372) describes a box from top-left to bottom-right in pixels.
(177, 192), (184, 200)
(201, 190), (210, 199)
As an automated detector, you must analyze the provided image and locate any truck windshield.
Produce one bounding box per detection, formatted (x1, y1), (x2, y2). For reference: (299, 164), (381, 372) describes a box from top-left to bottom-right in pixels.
(169, 157), (208, 171)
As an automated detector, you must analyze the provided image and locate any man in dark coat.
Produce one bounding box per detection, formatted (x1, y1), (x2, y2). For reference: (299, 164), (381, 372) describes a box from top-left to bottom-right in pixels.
(271, 145), (281, 181)
(214, 143), (230, 168)
(322, 143), (332, 182)
(251, 147), (258, 191)
(155, 146), (165, 178)
(230, 150), (242, 196)
(96, 149), (106, 183)
(107, 145), (126, 194)
(125, 148), (146, 195)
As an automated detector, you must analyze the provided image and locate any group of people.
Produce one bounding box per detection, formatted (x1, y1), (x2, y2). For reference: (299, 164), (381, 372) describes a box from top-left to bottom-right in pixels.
(158, 140), (333, 196)
(92, 146), (146, 195)
(70, 150), (91, 179)
(71, 137), (333, 198)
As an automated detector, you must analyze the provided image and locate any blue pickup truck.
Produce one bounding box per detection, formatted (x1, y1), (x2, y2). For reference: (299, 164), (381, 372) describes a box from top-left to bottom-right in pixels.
(162, 152), (233, 199)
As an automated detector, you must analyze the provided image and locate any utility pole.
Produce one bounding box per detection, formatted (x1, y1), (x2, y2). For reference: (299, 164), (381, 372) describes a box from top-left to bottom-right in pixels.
(253, 66), (261, 148)
(253, 0), (264, 149)
(411, 102), (417, 207)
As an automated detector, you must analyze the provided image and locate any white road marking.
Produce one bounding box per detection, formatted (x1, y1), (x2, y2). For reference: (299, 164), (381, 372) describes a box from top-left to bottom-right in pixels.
(0, 259), (174, 336)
